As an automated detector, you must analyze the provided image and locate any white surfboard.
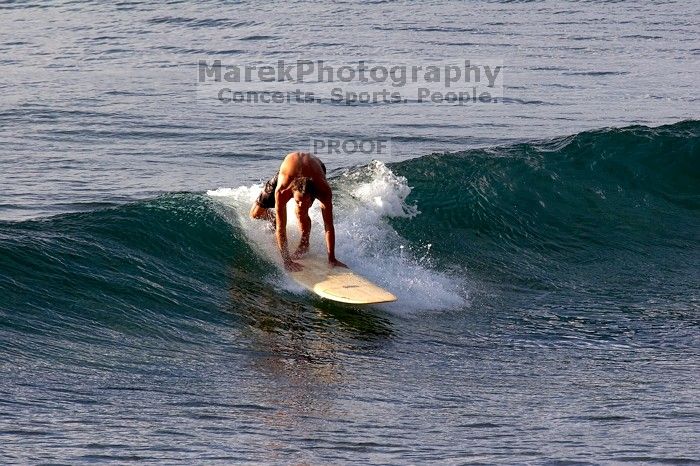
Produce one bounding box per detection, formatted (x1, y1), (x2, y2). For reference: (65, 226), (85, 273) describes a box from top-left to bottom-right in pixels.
(289, 255), (397, 304)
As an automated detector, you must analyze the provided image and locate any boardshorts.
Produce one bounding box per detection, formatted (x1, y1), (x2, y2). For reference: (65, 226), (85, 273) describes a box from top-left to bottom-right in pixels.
(256, 174), (279, 209)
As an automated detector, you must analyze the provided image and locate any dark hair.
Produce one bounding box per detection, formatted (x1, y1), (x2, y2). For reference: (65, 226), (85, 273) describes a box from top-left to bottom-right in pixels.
(290, 176), (315, 198)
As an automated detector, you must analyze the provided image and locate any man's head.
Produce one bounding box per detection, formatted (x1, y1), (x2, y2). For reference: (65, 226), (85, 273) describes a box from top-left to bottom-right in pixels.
(291, 176), (315, 208)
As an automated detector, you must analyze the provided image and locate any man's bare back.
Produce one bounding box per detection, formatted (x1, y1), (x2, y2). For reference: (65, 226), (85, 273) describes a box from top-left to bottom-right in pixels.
(279, 152), (327, 186)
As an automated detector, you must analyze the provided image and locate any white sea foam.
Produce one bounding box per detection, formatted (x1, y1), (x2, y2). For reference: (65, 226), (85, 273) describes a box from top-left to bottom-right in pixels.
(207, 161), (467, 313)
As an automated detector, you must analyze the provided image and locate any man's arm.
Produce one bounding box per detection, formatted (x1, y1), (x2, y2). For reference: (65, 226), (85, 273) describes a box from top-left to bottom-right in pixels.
(274, 174), (302, 271)
(291, 204), (311, 259)
(319, 193), (347, 268)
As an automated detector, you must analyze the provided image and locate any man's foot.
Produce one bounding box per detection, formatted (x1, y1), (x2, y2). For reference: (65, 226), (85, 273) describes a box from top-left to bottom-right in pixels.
(290, 246), (308, 260)
(284, 260), (303, 272)
(329, 258), (348, 268)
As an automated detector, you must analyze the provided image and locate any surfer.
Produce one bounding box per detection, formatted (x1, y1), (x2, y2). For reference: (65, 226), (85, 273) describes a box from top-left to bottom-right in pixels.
(250, 152), (347, 271)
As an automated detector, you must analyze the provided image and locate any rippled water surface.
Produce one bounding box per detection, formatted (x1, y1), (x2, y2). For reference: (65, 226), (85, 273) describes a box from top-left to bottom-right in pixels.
(1, 1), (699, 464)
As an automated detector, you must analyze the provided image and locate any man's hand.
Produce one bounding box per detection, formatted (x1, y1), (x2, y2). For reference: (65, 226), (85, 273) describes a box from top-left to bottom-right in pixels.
(290, 245), (308, 260)
(329, 258), (347, 268)
(284, 259), (303, 272)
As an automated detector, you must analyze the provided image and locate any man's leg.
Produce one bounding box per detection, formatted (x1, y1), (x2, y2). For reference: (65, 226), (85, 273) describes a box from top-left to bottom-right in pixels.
(250, 202), (274, 221)
(250, 174), (278, 223)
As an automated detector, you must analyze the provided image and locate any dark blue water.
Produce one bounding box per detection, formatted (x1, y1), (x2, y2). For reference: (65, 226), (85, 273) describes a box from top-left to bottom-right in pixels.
(1, 1), (699, 464)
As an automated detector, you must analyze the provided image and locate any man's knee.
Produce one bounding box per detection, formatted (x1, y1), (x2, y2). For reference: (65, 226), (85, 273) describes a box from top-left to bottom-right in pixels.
(250, 203), (264, 219)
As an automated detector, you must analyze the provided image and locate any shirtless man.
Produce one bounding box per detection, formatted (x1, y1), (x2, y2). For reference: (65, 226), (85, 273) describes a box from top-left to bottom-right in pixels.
(250, 152), (346, 271)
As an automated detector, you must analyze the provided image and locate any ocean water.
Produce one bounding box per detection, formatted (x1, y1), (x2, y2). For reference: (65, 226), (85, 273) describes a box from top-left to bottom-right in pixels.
(1, 1), (699, 464)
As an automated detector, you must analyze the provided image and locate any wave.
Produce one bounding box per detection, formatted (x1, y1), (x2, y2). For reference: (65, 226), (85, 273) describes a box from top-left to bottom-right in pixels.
(1, 121), (697, 348)
(389, 119), (699, 295)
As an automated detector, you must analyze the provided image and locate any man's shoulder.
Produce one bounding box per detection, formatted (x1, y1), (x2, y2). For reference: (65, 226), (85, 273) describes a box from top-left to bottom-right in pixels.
(280, 152), (298, 168)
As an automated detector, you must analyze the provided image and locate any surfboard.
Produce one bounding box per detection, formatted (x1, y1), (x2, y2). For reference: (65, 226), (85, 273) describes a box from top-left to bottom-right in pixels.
(289, 255), (397, 304)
